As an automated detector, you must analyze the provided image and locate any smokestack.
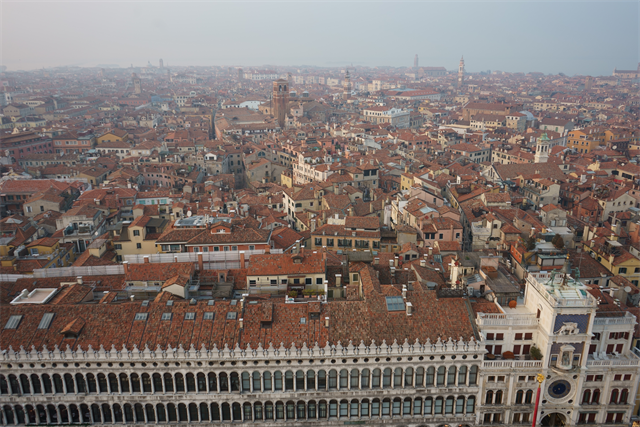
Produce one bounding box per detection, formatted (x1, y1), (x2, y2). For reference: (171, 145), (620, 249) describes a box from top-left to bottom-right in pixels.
(325, 317), (330, 328)
(239, 318), (243, 328)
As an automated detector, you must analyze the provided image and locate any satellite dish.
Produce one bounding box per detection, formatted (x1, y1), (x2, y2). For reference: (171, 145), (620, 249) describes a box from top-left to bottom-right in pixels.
(624, 286), (632, 293)
(186, 210), (192, 217)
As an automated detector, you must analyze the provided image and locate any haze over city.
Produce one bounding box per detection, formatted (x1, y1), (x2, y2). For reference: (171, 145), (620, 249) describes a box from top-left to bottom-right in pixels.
(2, 1), (639, 75)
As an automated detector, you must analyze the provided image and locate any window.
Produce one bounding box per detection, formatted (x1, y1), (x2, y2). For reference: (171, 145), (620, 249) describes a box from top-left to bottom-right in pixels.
(184, 313), (195, 320)
(136, 243), (142, 249)
(133, 230), (140, 236)
(134, 313), (148, 321)
(385, 296), (405, 311)
(161, 313), (172, 321)
(37, 313), (55, 329)
(203, 312), (214, 320)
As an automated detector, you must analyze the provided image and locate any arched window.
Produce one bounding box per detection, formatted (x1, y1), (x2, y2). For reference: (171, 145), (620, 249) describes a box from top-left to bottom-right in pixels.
(485, 390), (494, 404)
(20, 374), (31, 394)
(525, 389), (534, 404)
(458, 365), (467, 385)
(582, 389), (591, 404)
(621, 389), (629, 404)
(254, 402), (263, 420)
(156, 404), (166, 423)
(592, 389), (601, 404)
(177, 403), (188, 422)
(610, 389), (619, 404)
(185, 373), (195, 392)
(516, 390), (524, 404)
(15, 405), (25, 424)
(445, 396), (454, 414)
(404, 367), (414, 386)
(317, 370), (326, 390)
(218, 373), (228, 392)
(469, 365), (478, 385)
(242, 372), (251, 391)
(142, 373), (152, 393)
(426, 367), (435, 386)
(28, 375), (41, 395)
(307, 370), (316, 390)
(153, 373), (163, 392)
(253, 372), (261, 391)
(145, 404), (155, 422)
(329, 400), (338, 418)
(456, 396), (465, 414)
(403, 398), (412, 415)
(107, 373), (117, 393)
(43, 374), (54, 394)
(393, 368), (403, 387)
(123, 404), (134, 422)
(495, 390), (503, 404)
(372, 369), (381, 388)
(275, 402), (284, 420)
(415, 367), (424, 386)
(285, 371), (294, 391)
(447, 366), (456, 385)
(383, 368), (392, 388)
(210, 403), (220, 421)
(434, 397), (443, 414)
(167, 404), (178, 422)
(274, 371), (283, 391)
(70, 404), (81, 423)
(243, 403), (252, 421)
(340, 369), (349, 389)
(0, 375), (7, 395)
(436, 366), (446, 386)
(220, 404), (231, 421)
(296, 371), (305, 390)
(319, 400), (328, 418)
(134, 404), (144, 423)
(130, 374), (140, 393)
(370, 399), (380, 417)
(188, 403), (198, 421)
(52, 374), (64, 393)
(466, 396), (476, 413)
(230, 372), (240, 392)
(350, 369), (359, 388)
(163, 373), (173, 392)
(328, 370), (337, 390)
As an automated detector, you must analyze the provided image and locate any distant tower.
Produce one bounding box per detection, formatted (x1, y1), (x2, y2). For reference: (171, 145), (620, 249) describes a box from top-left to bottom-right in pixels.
(132, 73), (141, 94)
(99, 68), (104, 78)
(585, 76), (593, 91)
(238, 68), (243, 80)
(167, 69), (172, 82)
(457, 56), (465, 88)
(534, 133), (550, 164)
(343, 70), (352, 101)
(159, 59), (164, 68)
(414, 54), (419, 69)
(272, 79), (289, 128)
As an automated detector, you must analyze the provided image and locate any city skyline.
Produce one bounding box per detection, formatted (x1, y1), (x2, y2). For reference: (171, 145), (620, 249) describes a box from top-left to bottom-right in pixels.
(2, 1), (638, 75)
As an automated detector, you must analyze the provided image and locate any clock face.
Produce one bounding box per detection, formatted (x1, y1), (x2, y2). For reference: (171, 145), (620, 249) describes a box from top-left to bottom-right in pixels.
(548, 379), (571, 399)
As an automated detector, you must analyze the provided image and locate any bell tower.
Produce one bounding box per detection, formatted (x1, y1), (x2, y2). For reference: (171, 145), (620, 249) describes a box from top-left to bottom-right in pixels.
(535, 133), (550, 164)
(132, 73), (141, 94)
(272, 79), (289, 128)
(457, 56), (465, 88)
(343, 70), (352, 101)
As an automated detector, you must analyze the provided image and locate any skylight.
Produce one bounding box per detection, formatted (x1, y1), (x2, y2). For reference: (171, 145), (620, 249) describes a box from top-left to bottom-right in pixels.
(385, 296), (405, 312)
(185, 312), (195, 320)
(227, 312), (237, 320)
(38, 313), (55, 330)
(203, 312), (214, 320)
(161, 313), (172, 321)
(134, 313), (148, 321)
(5, 315), (23, 329)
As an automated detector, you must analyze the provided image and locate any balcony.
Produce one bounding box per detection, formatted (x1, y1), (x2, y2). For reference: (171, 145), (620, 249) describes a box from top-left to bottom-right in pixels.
(483, 360), (543, 369)
(477, 313), (539, 327)
(586, 348), (640, 367)
(593, 312), (637, 326)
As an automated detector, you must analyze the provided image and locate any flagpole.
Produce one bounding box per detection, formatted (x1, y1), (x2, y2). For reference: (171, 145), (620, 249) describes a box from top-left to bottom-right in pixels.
(531, 373), (545, 427)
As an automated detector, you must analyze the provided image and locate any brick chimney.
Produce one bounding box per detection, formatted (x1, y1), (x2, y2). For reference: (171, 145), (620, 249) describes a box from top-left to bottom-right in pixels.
(239, 251), (246, 269)
(197, 253), (203, 271)
(123, 261), (129, 275)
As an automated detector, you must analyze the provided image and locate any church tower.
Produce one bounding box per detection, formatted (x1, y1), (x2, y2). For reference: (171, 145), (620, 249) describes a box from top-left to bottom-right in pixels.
(457, 56), (465, 88)
(414, 54), (419, 69)
(534, 133), (550, 164)
(132, 73), (141, 94)
(272, 79), (289, 128)
(159, 59), (163, 68)
(343, 70), (352, 101)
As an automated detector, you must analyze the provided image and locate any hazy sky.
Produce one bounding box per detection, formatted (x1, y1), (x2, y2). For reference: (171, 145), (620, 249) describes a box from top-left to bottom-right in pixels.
(2, 1), (638, 75)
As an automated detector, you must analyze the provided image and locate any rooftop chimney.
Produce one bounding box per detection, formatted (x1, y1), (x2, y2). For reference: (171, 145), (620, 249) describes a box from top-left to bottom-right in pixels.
(406, 302), (413, 316)
(420, 259), (426, 267)
(123, 261), (129, 275)
(76, 276), (83, 285)
(144, 256), (150, 264)
(335, 274), (342, 287)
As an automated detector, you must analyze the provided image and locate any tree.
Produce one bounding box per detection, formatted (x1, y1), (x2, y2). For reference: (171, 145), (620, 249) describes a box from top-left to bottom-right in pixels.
(525, 235), (536, 251)
(530, 345), (543, 360)
(552, 234), (564, 250)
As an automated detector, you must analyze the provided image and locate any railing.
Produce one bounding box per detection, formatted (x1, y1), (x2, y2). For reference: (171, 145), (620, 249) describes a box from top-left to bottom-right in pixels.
(477, 313), (538, 326)
(593, 312), (637, 326)
(124, 249), (283, 264)
(483, 360), (543, 369)
(587, 349), (640, 367)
